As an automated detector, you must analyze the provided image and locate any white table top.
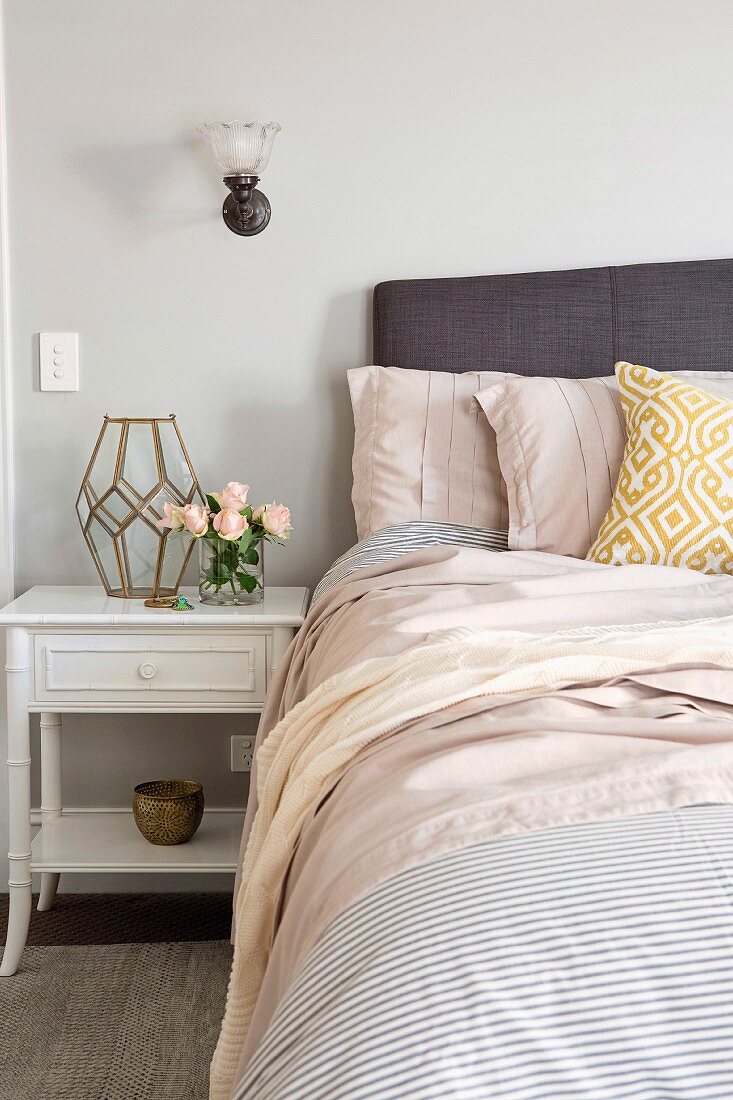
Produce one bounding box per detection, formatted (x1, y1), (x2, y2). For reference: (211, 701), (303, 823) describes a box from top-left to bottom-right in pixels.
(0, 585), (310, 627)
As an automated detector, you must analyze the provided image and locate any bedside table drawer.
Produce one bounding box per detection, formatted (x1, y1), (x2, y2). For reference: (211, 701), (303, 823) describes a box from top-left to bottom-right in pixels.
(33, 634), (267, 704)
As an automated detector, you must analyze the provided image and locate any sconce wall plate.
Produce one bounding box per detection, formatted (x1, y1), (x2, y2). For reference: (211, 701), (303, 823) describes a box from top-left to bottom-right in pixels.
(222, 174), (271, 236)
(199, 121), (281, 237)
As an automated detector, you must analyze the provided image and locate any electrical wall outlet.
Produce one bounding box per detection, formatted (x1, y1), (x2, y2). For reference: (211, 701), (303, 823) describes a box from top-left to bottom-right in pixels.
(231, 734), (255, 772)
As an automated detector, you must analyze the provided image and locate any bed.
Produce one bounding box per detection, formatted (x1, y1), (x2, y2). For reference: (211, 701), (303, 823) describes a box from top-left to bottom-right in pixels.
(212, 259), (733, 1100)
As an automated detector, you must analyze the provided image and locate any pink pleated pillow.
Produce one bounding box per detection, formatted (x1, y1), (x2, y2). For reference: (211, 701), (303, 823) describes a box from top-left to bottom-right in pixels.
(348, 366), (513, 540)
(476, 371), (733, 558)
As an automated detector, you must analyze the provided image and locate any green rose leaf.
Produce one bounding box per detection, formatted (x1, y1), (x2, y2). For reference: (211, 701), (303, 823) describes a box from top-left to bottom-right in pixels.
(235, 572), (259, 593)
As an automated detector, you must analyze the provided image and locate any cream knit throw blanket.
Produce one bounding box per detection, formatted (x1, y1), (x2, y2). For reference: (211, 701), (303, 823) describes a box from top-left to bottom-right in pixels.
(210, 618), (733, 1099)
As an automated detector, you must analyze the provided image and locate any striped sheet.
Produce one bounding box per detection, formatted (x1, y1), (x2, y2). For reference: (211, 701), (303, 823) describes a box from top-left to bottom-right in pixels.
(312, 521), (508, 604)
(235, 805), (733, 1100)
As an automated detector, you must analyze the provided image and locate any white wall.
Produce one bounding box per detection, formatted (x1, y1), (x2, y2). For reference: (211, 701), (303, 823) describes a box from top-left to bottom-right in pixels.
(2, 0), (733, 890)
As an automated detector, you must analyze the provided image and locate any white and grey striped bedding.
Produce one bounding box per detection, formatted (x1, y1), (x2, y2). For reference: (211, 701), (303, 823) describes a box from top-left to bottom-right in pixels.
(312, 521), (508, 604)
(235, 805), (733, 1100)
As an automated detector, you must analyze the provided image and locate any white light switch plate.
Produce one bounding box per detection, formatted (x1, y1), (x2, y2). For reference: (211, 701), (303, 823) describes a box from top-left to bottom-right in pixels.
(39, 332), (79, 391)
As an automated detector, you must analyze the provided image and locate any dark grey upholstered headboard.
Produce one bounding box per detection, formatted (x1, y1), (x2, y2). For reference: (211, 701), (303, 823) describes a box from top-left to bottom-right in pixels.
(373, 259), (733, 378)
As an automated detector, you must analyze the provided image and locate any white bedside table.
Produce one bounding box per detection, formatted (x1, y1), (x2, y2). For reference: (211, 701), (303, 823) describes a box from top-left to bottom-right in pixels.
(0, 584), (308, 976)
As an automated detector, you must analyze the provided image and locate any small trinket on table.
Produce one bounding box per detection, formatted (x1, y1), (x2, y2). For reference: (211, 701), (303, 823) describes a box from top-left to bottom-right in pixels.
(143, 596), (194, 611)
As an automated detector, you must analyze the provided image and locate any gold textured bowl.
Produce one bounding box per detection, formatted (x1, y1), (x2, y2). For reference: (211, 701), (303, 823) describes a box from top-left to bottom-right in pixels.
(133, 780), (204, 845)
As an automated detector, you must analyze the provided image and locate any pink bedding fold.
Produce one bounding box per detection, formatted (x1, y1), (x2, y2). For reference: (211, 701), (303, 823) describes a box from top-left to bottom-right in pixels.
(215, 548), (733, 1098)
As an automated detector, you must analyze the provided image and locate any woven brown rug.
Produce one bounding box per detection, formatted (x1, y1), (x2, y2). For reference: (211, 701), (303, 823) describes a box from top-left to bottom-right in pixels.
(0, 941), (232, 1099)
(0, 895), (233, 1099)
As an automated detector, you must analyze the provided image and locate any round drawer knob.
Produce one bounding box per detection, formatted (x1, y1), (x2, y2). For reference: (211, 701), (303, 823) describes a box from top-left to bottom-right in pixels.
(139, 662), (157, 680)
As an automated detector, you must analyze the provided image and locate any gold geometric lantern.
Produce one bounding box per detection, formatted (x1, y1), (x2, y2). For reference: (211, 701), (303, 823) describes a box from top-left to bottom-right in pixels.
(76, 415), (203, 598)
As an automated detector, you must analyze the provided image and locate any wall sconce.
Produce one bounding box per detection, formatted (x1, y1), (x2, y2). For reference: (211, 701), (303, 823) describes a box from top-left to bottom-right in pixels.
(198, 120), (281, 236)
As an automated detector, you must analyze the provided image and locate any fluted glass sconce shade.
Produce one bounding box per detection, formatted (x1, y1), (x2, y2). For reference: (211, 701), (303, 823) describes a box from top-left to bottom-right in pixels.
(198, 120), (281, 236)
(198, 121), (281, 175)
(76, 415), (204, 598)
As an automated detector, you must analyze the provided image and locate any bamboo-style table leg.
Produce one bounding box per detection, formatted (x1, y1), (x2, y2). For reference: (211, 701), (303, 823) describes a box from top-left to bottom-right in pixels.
(37, 712), (62, 912)
(1, 628), (31, 976)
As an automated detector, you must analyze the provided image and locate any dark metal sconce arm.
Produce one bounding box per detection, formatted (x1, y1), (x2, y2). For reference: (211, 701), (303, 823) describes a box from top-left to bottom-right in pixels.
(222, 173), (271, 236)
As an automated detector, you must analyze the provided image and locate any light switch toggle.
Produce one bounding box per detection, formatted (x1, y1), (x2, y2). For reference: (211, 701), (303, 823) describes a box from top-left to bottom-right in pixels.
(40, 332), (79, 392)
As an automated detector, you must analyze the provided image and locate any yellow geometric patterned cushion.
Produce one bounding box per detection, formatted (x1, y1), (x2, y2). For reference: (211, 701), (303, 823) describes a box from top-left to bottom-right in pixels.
(587, 362), (733, 574)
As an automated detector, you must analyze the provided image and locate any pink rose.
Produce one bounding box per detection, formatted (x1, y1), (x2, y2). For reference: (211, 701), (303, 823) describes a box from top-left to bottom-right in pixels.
(213, 508), (248, 541)
(181, 504), (209, 537)
(156, 501), (185, 531)
(212, 481), (250, 512)
(259, 502), (292, 539)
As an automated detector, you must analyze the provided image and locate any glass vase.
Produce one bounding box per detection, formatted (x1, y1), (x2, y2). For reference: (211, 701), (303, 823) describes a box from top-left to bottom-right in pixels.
(198, 537), (264, 605)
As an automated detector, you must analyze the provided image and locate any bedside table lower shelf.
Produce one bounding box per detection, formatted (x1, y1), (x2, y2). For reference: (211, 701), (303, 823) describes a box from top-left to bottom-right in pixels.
(31, 811), (244, 874)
